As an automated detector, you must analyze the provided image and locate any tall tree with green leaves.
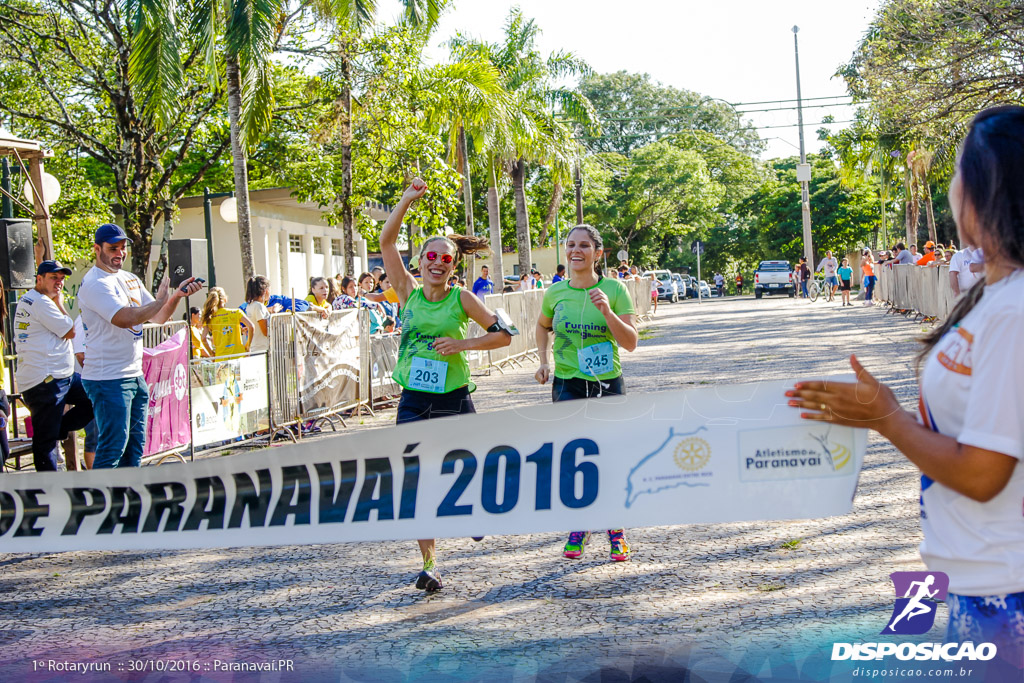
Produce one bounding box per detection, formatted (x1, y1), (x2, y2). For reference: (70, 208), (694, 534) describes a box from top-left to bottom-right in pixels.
(0, 0), (232, 279)
(128, 0), (320, 282)
(426, 43), (510, 281)
(841, 0), (1024, 139)
(454, 8), (597, 278)
(580, 71), (763, 157)
(314, 0), (446, 275)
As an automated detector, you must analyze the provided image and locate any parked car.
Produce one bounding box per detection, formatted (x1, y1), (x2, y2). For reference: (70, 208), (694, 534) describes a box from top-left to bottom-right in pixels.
(698, 280), (712, 298)
(753, 260), (796, 298)
(644, 270), (678, 302)
(679, 275), (699, 299)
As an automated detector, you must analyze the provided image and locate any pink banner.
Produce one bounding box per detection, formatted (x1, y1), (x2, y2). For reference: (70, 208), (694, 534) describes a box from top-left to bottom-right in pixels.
(143, 329), (190, 456)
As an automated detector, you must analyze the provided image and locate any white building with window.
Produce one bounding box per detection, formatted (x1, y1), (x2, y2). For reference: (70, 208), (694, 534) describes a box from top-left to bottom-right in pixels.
(151, 187), (386, 305)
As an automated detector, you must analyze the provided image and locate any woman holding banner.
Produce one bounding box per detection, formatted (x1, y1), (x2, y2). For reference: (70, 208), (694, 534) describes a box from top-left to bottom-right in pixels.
(788, 106), (1024, 674)
(382, 177), (514, 592)
(534, 224), (638, 562)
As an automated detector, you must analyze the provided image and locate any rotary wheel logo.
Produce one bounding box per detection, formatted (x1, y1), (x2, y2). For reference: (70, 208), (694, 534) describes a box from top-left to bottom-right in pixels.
(673, 437), (711, 472)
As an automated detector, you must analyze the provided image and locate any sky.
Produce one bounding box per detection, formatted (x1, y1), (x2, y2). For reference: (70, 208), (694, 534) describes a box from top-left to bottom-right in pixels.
(384, 0), (882, 160)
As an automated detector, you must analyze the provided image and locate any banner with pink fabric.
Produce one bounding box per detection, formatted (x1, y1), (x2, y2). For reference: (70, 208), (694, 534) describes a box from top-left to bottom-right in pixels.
(142, 329), (190, 456)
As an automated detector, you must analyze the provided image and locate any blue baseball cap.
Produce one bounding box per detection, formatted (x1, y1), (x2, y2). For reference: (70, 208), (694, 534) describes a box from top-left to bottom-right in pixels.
(94, 223), (132, 245)
(37, 260), (73, 276)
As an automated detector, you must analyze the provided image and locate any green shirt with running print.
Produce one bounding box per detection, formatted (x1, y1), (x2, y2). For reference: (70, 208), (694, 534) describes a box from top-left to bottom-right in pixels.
(541, 277), (635, 381)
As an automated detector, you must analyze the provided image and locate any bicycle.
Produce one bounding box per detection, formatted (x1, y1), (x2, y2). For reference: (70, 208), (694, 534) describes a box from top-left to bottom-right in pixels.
(807, 275), (835, 303)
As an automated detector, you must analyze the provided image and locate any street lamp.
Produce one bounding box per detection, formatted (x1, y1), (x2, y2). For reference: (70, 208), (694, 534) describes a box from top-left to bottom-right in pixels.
(22, 171), (61, 205)
(203, 187), (235, 288)
(792, 26), (815, 269)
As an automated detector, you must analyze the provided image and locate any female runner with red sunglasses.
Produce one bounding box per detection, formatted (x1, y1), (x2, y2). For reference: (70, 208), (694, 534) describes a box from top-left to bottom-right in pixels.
(382, 177), (513, 592)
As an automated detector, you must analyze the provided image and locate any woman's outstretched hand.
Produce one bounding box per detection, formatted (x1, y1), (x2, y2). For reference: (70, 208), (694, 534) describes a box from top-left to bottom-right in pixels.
(786, 355), (905, 433)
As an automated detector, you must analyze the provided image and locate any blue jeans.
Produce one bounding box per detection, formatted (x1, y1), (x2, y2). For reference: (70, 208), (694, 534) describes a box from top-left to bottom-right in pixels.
(800, 281), (809, 298)
(863, 275), (876, 300)
(21, 373), (94, 472)
(83, 376), (149, 469)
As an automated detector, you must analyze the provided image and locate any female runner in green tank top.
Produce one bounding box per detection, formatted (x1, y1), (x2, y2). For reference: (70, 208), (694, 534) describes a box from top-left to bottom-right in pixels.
(382, 177), (513, 591)
(534, 224), (639, 561)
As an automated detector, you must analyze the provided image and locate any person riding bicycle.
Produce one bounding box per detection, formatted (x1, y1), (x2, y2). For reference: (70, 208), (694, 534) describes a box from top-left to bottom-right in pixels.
(815, 251), (839, 301)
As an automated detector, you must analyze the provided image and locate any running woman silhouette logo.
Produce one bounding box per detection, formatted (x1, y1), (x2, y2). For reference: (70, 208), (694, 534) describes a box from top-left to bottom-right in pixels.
(882, 571), (949, 635)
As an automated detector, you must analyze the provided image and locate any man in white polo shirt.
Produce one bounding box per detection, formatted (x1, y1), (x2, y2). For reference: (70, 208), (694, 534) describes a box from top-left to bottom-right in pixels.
(78, 224), (204, 469)
(14, 260), (94, 471)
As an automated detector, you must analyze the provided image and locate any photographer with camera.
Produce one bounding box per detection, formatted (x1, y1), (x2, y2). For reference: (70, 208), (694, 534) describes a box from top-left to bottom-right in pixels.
(78, 224), (204, 469)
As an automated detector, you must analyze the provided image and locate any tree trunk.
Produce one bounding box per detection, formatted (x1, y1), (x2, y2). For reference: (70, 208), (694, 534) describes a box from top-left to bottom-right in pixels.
(340, 44), (356, 277)
(128, 211), (155, 281)
(458, 126), (475, 282)
(486, 159), (504, 283)
(512, 158), (531, 278)
(904, 167), (917, 247)
(924, 181), (937, 245)
(226, 54), (255, 284)
(539, 180), (563, 246)
(878, 163), (887, 249)
(151, 201), (175, 295)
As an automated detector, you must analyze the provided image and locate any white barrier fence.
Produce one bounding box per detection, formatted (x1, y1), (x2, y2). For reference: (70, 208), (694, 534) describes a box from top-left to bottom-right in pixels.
(875, 264), (958, 320)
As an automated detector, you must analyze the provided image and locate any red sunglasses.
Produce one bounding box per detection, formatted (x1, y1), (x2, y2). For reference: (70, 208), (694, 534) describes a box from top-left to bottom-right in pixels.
(424, 251), (454, 264)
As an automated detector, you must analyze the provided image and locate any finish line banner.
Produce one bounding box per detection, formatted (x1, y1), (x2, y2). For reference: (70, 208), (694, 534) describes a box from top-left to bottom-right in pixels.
(0, 380), (867, 553)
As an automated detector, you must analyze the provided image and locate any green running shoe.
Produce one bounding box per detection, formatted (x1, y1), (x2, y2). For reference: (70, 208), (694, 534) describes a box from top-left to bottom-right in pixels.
(563, 531), (591, 559)
(608, 529), (631, 562)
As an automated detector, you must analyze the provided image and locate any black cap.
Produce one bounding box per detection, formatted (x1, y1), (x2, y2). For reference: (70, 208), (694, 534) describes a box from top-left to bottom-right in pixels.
(37, 260), (72, 276)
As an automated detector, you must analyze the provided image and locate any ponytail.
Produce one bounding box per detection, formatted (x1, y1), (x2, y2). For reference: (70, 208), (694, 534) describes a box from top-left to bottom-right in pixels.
(200, 287), (227, 327)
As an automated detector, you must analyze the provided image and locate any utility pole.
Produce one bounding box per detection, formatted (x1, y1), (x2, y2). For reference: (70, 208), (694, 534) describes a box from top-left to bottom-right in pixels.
(793, 26), (814, 269)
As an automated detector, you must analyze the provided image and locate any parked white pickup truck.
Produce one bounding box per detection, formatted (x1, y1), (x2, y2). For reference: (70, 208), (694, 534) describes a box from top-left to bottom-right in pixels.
(753, 260), (796, 298)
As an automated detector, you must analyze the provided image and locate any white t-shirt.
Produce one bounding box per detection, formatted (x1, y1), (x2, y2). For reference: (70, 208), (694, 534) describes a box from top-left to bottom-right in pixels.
(72, 315), (88, 374)
(918, 269), (1024, 596)
(78, 267), (156, 380)
(247, 301), (270, 353)
(13, 289), (74, 390)
(818, 257), (838, 277)
(948, 248), (981, 294)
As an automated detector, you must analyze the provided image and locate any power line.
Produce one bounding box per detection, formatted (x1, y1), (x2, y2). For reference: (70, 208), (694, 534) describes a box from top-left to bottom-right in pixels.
(580, 119), (855, 142)
(598, 102), (854, 123)
(593, 95), (855, 117)
(755, 119), (854, 130)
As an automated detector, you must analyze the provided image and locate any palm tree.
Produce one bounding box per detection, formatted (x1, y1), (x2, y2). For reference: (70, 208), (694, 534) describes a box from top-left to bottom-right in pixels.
(327, 0), (446, 275)
(130, 0), (444, 280)
(456, 10), (597, 279)
(422, 48), (511, 282)
(130, 0), (289, 283)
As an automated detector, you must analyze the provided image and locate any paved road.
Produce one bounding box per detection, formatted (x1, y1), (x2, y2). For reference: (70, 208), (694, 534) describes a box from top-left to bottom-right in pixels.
(0, 295), (935, 681)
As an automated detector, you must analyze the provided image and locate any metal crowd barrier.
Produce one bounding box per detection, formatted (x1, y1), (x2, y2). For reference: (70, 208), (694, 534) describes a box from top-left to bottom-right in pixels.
(142, 319), (187, 348)
(293, 309), (365, 429)
(875, 264), (956, 320)
(126, 280), (656, 465)
(267, 312), (301, 430)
